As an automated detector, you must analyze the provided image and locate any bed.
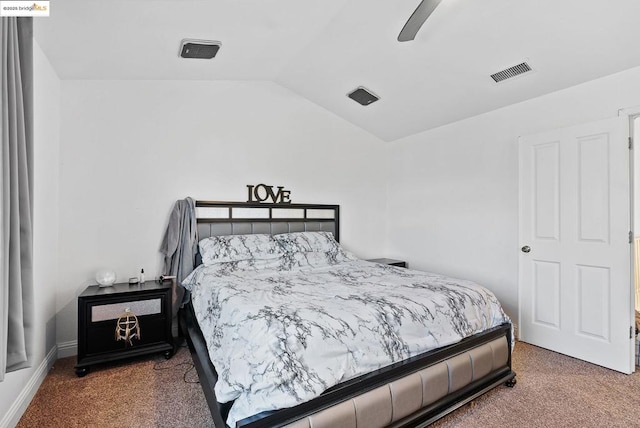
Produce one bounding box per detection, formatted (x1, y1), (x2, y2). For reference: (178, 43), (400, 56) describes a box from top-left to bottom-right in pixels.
(178, 201), (516, 428)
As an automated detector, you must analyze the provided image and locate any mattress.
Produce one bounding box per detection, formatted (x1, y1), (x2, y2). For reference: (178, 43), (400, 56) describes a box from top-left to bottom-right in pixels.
(182, 257), (511, 427)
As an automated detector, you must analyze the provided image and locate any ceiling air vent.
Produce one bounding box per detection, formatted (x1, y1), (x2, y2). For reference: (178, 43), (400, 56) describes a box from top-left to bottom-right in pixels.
(179, 39), (221, 59)
(490, 62), (532, 83)
(347, 87), (380, 106)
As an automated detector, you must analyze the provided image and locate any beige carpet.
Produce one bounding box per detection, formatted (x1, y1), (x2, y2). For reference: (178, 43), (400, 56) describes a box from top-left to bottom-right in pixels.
(18, 346), (212, 428)
(17, 342), (640, 428)
(432, 343), (640, 428)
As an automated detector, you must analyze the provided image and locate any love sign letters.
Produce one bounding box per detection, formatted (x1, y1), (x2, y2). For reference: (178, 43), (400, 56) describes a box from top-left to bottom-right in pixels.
(246, 184), (292, 204)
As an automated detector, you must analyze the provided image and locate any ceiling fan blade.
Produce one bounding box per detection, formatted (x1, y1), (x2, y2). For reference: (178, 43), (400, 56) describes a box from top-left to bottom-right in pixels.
(398, 0), (444, 42)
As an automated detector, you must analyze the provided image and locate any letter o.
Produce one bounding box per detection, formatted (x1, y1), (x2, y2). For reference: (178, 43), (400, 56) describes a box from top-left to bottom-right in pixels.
(254, 184), (270, 202)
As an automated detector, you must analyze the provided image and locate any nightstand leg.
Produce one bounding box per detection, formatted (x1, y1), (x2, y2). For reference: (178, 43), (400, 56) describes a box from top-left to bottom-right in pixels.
(75, 367), (89, 377)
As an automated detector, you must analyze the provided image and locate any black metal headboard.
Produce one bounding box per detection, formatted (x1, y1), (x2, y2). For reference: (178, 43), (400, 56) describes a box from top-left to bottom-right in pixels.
(195, 201), (340, 260)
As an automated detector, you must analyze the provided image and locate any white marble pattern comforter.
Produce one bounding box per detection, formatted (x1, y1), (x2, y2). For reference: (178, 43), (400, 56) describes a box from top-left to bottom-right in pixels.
(182, 258), (510, 427)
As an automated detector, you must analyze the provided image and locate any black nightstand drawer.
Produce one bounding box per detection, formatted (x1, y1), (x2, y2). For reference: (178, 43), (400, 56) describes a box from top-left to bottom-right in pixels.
(76, 282), (175, 376)
(84, 314), (168, 355)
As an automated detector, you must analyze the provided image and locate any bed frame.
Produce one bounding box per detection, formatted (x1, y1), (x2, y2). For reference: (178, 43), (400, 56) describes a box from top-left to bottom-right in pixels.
(179, 201), (516, 428)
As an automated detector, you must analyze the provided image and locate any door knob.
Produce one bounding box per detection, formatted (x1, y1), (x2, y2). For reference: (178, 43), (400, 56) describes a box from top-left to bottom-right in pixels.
(521, 245), (531, 253)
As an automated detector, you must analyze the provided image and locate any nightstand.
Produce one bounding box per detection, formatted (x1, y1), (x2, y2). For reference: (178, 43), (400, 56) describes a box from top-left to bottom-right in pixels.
(75, 281), (175, 377)
(366, 258), (407, 268)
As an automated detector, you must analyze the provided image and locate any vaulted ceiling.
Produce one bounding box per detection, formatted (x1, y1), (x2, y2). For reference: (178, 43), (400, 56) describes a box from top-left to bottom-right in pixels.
(35, 0), (640, 141)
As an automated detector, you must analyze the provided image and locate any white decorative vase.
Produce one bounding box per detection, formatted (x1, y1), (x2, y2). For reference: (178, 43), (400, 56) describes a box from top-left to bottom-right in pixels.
(95, 270), (117, 287)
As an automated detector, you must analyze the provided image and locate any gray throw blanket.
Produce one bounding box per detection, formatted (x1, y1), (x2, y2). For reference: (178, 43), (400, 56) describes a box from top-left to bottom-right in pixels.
(160, 197), (197, 317)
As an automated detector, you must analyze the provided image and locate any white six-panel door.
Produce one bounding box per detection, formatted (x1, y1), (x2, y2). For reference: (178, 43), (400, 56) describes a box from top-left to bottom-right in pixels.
(519, 116), (634, 374)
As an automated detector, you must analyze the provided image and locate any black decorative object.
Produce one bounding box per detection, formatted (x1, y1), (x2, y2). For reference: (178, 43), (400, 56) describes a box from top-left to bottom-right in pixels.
(246, 184), (291, 204)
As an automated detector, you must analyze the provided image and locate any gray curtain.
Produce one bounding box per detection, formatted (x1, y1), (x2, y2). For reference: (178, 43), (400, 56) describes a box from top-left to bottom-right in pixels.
(1, 17), (34, 380)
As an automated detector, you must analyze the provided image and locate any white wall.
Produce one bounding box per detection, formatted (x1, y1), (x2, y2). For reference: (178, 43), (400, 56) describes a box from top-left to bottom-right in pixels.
(386, 65), (640, 320)
(0, 41), (60, 427)
(56, 80), (388, 345)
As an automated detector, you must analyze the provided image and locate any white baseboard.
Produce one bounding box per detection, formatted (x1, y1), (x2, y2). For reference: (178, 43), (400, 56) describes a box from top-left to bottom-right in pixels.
(56, 340), (77, 359)
(0, 345), (57, 428)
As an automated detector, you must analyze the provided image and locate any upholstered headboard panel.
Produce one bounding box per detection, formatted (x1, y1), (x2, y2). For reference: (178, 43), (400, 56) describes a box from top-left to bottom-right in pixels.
(197, 220), (337, 240)
(195, 201), (340, 265)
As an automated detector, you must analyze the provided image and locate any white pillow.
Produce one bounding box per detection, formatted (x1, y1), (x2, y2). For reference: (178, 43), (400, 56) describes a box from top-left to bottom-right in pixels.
(199, 234), (283, 265)
(274, 231), (341, 253)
